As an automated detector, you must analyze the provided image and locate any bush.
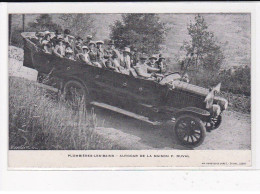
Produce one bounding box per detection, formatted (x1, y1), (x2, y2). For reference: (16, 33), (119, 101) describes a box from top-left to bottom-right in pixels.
(9, 77), (122, 150)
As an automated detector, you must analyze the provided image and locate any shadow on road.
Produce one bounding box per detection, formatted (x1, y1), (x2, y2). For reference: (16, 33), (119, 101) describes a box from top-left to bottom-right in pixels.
(91, 106), (191, 150)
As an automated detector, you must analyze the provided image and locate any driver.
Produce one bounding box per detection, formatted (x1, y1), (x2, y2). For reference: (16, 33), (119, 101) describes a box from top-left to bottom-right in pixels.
(134, 55), (160, 78)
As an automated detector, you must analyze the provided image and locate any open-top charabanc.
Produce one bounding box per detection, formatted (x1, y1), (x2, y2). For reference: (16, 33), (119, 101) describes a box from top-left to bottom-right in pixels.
(21, 32), (228, 148)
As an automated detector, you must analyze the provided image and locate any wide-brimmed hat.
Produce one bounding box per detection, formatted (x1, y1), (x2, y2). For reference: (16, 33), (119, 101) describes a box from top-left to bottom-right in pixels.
(87, 35), (93, 39)
(44, 30), (51, 35)
(96, 40), (104, 45)
(57, 34), (63, 39)
(123, 47), (131, 54)
(149, 54), (157, 60)
(88, 41), (96, 46)
(140, 54), (147, 60)
(159, 54), (165, 59)
(108, 40), (115, 45)
(82, 45), (89, 50)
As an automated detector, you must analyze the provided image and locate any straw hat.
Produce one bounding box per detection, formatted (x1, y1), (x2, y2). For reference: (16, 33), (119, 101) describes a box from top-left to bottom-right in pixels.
(123, 47), (131, 54)
(88, 41), (96, 46)
(82, 45), (89, 51)
(149, 54), (157, 60)
(96, 40), (104, 45)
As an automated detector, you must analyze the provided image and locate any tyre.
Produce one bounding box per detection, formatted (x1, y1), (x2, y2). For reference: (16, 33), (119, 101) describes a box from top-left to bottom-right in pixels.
(174, 114), (206, 148)
(63, 80), (90, 109)
(212, 115), (222, 129)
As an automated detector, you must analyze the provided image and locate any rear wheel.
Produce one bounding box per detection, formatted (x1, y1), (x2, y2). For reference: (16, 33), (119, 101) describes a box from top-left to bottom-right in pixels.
(174, 114), (206, 148)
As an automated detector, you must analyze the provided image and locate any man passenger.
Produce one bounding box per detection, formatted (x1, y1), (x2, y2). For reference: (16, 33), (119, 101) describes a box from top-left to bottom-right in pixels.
(88, 41), (102, 68)
(53, 38), (65, 58)
(96, 40), (106, 67)
(104, 40), (121, 71)
(147, 54), (159, 69)
(156, 54), (167, 74)
(135, 55), (160, 78)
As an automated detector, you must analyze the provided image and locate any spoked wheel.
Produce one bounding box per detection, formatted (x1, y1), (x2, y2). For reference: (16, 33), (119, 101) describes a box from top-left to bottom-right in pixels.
(63, 80), (90, 110)
(174, 114), (206, 148)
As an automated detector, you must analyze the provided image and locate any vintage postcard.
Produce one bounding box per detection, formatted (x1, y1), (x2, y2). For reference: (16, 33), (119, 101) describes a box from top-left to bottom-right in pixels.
(6, 2), (254, 169)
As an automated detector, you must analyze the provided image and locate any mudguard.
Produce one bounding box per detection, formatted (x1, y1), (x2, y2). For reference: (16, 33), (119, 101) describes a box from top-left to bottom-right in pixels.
(175, 107), (210, 120)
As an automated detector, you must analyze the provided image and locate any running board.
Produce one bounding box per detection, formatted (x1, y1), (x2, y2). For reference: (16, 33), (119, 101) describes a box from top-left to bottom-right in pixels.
(90, 102), (161, 126)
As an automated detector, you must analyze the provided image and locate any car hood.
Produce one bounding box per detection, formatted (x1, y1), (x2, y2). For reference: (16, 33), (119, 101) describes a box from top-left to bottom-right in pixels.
(173, 81), (210, 96)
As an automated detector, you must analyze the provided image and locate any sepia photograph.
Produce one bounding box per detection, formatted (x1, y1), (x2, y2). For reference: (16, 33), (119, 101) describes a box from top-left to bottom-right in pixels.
(8, 12), (251, 151)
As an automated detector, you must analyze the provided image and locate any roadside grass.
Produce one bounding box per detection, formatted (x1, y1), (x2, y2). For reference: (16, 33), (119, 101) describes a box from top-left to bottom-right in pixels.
(9, 76), (123, 150)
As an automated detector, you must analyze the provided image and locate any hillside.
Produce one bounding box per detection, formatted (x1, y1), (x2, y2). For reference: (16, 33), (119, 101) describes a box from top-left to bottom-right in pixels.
(10, 13), (250, 69)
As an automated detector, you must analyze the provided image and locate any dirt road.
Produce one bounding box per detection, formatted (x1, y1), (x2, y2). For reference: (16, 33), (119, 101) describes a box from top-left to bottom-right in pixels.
(93, 106), (251, 150)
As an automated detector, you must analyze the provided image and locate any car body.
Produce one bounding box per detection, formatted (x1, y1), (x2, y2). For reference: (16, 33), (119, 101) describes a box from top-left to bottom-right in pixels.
(21, 32), (228, 148)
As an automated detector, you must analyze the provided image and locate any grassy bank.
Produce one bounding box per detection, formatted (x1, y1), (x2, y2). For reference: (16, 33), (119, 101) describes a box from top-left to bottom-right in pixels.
(9, 76), (123, 150)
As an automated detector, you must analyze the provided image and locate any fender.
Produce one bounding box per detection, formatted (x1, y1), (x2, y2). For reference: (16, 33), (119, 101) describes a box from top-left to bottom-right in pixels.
(175, 107), (210, 121)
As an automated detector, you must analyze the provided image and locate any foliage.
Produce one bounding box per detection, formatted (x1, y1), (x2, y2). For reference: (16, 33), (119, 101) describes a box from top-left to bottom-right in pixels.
(110, 13), (168, 54)
(181, 14), (224, 72)
(9, 77), (123, 150)
(59, 14), (96, 39)
(27, 14), (62, 32)
(189, 66), (250, 96)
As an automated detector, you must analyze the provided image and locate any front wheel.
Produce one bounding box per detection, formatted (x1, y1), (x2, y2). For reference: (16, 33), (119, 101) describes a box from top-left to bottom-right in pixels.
(174, 114), (206, 148)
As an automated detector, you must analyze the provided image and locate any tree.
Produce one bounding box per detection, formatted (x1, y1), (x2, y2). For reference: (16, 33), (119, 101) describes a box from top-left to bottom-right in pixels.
(28, 14), (62, 32)
(59, 14), (96, 39)
(110, 14), (167, 55)
(181, 14), (224, 71)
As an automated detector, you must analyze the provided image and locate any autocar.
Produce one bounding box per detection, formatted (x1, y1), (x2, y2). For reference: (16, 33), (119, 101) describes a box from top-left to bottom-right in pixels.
(21, 32), (228, 148)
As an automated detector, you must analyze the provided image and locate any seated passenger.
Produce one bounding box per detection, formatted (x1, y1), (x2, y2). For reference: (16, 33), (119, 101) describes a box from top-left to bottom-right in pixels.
(41, 31), (51, 44)
(135, 55), (160, 78)
(96, 40), (106, 67)
(74, 36), (83, 55)
(42, 40), (53, 54)
(156, 54), (167, 74)
(104, 40), (121, 71)
(53, 38), (65, 58)
(65, 46), (75, 61)
(77, 46), (92, 65)
(88, 41), (102, 68)
(147, 54), (159, 69)
(119, 47), (132, 75)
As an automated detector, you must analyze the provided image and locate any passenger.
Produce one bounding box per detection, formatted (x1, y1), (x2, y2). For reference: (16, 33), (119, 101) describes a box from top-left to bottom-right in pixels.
(53, 38), (65, 58)
(50, 30), (61, 46)
(77, 46), (92, 65)
(119, 47), (132, 75)
(74, 36), (84, 55)
(84, 35), (93, 46)
(42, 40), (53, 54)
(96, 40), (106, 67)
(88, 41), (102, 68)
(63, 29), (71, 43)
(41, 31), (51, 44)
(156, 54), (167, 74)
(65, 46), (75, 61)
(131, 48), (139, 67)
(104, 40), (121, 71)
(135, 55), (160, 78)
(147, 54), (159, 69)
